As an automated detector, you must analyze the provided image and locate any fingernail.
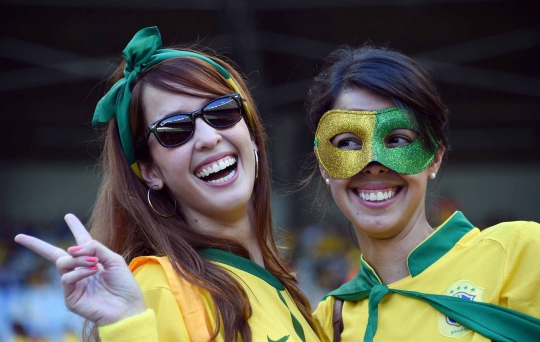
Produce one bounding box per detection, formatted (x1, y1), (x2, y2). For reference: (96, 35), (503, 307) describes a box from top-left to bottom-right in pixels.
(68, 246), (83, 252)
(88, 265), (98, 270)
(85, 257), (97, 263)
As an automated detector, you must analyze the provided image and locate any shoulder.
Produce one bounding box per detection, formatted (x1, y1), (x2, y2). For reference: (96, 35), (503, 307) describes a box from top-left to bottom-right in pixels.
(129, 256), (172, 291)
(312, 296), (341, 342)
(476, 221), (540, 251)
(313, 295), (336, 331)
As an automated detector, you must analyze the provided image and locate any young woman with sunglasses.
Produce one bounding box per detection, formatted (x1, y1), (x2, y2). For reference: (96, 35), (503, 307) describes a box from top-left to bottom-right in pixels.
(15, 27), (318, 342)
(306, 46), (540, 341)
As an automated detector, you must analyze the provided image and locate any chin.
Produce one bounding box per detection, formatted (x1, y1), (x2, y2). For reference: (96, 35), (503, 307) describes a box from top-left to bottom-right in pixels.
(351, 212), (405, 239)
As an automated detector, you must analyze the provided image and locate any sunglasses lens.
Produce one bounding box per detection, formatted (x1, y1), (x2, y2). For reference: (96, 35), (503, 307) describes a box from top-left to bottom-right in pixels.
(155, 115), (194, 146)
(204, 96), (242, 127)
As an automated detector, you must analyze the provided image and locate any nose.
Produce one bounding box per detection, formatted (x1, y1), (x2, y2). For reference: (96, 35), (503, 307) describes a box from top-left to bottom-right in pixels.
(361, 162), (389, 176)
(192, 118), (222, 150)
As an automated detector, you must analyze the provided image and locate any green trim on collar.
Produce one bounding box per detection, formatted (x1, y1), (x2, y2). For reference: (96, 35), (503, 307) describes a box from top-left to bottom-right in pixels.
(200, 248), (285, 290)
(407, 211), (474, 277)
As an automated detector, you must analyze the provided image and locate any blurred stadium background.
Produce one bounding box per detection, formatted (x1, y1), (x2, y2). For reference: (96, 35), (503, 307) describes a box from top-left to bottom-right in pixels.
(1, 0), (539, 340)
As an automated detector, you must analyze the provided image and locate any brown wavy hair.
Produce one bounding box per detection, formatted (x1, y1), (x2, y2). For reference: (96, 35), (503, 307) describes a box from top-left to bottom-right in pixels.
(85, 49), (314, 341)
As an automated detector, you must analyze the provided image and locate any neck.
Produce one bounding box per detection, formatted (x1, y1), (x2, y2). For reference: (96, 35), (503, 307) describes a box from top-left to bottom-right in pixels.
(356, 209), (434, 284)
(184, 203), (264, 267)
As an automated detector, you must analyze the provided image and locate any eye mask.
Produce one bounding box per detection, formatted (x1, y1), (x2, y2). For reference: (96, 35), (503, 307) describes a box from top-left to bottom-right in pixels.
(314, 107), (437, 179)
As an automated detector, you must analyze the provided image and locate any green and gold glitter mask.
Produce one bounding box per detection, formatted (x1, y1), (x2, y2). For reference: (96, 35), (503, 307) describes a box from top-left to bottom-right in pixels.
(314, 107), (438, 179)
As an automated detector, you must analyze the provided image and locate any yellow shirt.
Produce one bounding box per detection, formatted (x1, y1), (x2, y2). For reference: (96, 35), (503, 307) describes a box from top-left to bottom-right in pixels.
(100, 248), (319, 342)
(313, 212), (540, 342)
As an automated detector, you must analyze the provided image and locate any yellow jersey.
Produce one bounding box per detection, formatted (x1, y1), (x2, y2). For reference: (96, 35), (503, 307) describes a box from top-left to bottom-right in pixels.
(313, 212), (540, 342)
(100, 248), (319, 342)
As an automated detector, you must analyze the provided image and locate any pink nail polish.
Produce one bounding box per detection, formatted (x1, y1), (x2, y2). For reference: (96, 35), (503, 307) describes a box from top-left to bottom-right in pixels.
(88, 265), (98, 270)
(86, 257), (97, 263)
(68, 246), (83, 252)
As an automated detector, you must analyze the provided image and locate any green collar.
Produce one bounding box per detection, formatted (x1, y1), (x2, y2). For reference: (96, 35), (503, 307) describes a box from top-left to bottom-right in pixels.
(328, 211), (474, 298)
(408, 211), (475, 277)
(199, 248), (285, 290)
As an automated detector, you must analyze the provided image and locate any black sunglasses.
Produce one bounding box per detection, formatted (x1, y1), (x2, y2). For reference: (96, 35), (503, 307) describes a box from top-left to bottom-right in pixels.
(145, 93), (244, 148)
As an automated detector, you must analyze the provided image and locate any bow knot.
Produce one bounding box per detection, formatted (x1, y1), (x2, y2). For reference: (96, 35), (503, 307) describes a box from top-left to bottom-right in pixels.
(92, 26), (167, 176)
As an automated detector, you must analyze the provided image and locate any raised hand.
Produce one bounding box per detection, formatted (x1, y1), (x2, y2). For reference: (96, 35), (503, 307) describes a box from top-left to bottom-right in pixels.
(14, 214), (146, 326)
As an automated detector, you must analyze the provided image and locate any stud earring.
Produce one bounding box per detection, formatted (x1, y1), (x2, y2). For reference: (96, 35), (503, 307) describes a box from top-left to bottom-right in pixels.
(429, 172), (436, 179)
(325, 178), (330, 185)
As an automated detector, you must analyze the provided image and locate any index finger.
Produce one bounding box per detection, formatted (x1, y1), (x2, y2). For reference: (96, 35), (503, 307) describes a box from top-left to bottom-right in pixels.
(64, 214), (93, 246)
(14, 234), (68, 264)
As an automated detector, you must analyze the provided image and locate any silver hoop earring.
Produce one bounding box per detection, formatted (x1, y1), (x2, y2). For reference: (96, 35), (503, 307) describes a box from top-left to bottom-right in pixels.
(325, 178), (330, 185)
(147, 187), (176, 218)
(429, 172), (437, 180)
(254, 150), (259, 179)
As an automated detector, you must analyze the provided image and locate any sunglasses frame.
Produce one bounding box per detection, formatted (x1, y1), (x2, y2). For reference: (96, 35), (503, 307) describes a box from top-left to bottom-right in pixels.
(144, 93), (244, 148)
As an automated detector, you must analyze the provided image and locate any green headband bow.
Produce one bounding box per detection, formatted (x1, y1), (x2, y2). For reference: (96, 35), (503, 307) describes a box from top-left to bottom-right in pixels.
(92, 26), (250, 179)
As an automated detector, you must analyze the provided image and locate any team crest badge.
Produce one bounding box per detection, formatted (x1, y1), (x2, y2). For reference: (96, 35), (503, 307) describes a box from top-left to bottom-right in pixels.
(438, 280), (485, 338)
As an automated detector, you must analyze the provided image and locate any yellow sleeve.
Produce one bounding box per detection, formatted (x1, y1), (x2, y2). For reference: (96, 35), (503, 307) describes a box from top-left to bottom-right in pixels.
(501, 222), (540, 318)
(133, 261), (192, 341)
(312, 296), (335, 342)
(98, 309), (158, 342)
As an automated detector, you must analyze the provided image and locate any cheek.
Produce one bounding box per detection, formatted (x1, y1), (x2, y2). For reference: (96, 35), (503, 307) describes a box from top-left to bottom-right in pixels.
(402, 174), (428, 198)
(152, 147), (191, 175)
(330, 180), (351, 206)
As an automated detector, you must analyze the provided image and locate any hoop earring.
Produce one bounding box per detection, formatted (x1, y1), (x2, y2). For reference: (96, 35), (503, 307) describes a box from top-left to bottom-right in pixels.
(254, 150), (259, 179)
(147, 187), (176, 218)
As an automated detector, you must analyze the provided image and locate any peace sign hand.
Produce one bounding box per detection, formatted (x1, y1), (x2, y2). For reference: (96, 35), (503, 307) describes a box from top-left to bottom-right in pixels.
(14, 214), (146, 326)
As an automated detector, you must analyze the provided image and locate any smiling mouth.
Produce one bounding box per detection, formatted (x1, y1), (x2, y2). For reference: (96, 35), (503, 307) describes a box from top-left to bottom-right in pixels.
(195, 156), (237, 184)
(353, 186), (402, 202)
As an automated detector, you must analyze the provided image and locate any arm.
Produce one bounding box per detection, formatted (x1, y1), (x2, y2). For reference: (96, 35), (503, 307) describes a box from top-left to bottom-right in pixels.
(501, 222), (540, 318)
(98, 285), (191, 342)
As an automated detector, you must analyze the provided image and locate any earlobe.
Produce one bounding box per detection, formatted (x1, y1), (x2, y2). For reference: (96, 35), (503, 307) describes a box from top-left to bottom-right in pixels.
(251, 139), (259, 152)
(139, 162), (164, 189)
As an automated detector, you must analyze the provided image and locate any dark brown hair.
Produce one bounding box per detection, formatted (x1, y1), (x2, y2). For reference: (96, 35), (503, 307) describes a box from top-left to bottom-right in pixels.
(86, 49), (314, 341)
(304, 44), (450, 202)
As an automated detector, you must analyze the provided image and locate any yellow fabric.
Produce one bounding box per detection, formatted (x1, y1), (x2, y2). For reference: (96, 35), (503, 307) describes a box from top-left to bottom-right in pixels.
(313, 220), (540, 341)
(100, 255), (319, 341)
(98, 309), (158, 342)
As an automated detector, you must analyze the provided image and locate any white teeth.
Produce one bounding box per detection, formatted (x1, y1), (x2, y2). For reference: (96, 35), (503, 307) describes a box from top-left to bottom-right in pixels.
(208, 169), (236, 184)
(195, 157), (237, 180)
(360, 189), (398, 202)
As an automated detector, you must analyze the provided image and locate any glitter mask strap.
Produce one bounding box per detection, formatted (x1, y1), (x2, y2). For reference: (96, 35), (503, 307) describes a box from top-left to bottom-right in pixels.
(314, 107), (437, 179)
